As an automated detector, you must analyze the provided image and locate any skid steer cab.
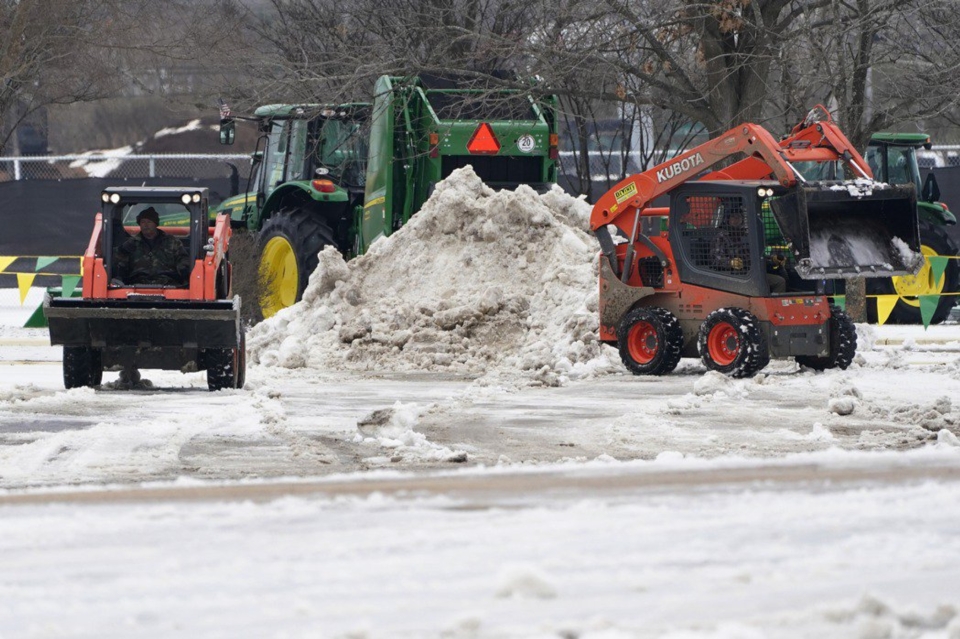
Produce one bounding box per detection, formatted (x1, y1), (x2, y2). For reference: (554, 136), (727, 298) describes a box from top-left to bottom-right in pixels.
(45, 187), (245, 391)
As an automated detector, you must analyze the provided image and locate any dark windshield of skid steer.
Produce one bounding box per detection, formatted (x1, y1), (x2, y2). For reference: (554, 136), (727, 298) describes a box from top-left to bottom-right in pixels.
(120, 203), (192, 230)
(110, 202), (193, 287)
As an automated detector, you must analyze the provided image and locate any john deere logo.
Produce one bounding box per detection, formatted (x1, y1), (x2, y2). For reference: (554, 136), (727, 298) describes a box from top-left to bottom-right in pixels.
(614, 182), (638, 204)
(516, 134), (536, 153)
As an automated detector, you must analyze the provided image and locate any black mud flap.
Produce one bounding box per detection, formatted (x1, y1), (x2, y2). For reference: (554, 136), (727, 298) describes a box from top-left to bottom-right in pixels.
(770, 183), (922, 279)
(44, 295), (241, 350)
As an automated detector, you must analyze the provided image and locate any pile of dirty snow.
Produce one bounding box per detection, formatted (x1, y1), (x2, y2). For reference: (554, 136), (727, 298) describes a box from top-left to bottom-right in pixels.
(248, 167), (619, 385)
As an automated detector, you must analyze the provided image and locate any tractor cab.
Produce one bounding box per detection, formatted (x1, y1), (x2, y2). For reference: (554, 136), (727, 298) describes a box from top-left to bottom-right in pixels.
(866, 133), (951, 223)
(217, 104), (371, 231)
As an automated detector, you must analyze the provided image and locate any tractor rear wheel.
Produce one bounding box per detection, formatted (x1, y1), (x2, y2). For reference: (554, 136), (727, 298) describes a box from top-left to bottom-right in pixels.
(257, 208), (337, 319)
(697, 308), (768, 378)
(796, 305), (857, 371)
(617, 306), (683, 375)
(63, 347), (101, 389)
(866, 220), (959, 324)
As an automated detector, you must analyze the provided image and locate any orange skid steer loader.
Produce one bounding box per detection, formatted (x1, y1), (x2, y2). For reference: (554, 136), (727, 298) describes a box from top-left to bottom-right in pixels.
(592, 108), (921, 377)
(44, 187), (245, 390)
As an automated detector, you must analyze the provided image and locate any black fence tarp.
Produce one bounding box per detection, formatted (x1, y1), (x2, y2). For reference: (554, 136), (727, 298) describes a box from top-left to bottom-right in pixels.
(0, 177), (240, 287)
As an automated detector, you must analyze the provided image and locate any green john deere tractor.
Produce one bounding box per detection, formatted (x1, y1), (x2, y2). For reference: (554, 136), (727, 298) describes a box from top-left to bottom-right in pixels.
(864, 133), (959, 324)
(217, 75), (558, 318)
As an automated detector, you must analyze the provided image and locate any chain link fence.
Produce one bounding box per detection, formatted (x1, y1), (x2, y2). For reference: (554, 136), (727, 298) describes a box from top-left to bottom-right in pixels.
(2, 146), (953, 189)
(918, 147), (960, 168)
(0, 153), (252, 183)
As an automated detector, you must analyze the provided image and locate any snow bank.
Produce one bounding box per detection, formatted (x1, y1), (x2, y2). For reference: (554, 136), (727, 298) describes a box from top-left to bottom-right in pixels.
(248, 167), (619, 385)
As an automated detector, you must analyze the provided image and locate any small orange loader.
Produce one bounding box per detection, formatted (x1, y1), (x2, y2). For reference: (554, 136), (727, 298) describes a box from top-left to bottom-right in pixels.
(592, 107), (922, 377)
(44, 187), (245, 390)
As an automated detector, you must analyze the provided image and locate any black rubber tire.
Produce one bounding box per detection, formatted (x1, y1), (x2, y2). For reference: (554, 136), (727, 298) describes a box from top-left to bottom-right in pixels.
(236, 328), (247, 389)
(206, 327), (245, 391)
(89, 349), (103, 386)
(257, 207), (337, 317)
(796, 304), (857, 371)
(616, 306), (684, 376)
(206, 347), (238, 391)
(63, 347), (100, 389)
(697, 308), (769, 378)
(866, 219), (959, 325)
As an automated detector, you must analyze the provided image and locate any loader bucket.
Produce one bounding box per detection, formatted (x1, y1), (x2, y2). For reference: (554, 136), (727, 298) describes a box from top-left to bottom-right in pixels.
(769, 183), (922, 279)
(45, 296), (241, 350)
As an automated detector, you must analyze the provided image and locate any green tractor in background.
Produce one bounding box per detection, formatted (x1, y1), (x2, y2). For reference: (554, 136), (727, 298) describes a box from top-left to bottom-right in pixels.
(217, 75), (558, 319)
(864, 133), (959, 324)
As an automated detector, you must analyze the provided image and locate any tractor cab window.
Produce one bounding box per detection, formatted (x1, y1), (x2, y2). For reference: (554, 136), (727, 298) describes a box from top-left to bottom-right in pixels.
(794, 160), (845, 182)
(288, 119), (308, 180)
(315, 119), (368, 187)
(263, 119), (289, 200)
(866, 145), (922, 193)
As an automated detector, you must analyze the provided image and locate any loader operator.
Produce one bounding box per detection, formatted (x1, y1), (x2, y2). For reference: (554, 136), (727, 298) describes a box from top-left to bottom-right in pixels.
(712, 208), (787, 293)
(112, 207), (191, 286)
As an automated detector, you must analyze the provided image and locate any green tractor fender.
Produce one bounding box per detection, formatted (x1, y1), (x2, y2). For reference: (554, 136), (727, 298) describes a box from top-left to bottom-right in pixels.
(259, 180), (350, 224)
(918, 200), (956, 226)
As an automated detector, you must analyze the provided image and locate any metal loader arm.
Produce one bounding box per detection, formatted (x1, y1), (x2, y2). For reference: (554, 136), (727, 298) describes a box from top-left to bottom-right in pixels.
(588, 112), (900, 282)
(702, 106), (874, 183)
(590, 123), (801, 237)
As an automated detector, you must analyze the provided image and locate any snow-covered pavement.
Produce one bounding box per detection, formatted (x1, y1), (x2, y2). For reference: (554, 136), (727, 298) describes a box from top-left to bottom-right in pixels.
(2, 282), (960, 637)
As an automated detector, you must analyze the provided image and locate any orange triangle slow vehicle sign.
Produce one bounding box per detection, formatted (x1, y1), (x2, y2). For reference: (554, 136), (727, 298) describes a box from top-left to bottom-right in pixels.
(467, 123), (501, 154)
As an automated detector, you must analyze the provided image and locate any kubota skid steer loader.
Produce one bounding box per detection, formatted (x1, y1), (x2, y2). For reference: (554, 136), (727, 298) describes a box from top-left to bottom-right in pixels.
(44, 187), (245, 390)
(591, 108), (922, 377)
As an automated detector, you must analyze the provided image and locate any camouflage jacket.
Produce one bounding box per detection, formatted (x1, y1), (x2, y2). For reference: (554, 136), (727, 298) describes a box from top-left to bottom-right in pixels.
(114, 230), (191, 286)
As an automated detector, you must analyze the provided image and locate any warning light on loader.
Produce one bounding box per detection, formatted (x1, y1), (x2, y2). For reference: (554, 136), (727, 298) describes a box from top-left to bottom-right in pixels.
(467, 123), (501, 154)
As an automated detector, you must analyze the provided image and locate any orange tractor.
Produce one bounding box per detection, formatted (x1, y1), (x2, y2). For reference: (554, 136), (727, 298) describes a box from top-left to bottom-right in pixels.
(44, 187), (245, 390)
(592, 108), (922, 377)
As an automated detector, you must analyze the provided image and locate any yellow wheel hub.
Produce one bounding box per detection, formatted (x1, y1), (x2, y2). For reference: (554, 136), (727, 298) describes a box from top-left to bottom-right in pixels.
(259, 236), (299, 318)
(892, 245), (943, 308)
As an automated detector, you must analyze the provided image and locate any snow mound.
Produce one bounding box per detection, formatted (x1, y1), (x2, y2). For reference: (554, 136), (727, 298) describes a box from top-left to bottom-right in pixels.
(494, 563), (558, 599)
(828, 178), (888, 198)
(248, 167), (619, 384)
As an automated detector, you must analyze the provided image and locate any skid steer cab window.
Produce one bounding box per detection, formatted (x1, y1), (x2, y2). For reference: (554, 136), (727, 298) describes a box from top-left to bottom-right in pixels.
(678, 195), (752, 278)
(109, 202), (194, 288)
(120, 203), (191, 230)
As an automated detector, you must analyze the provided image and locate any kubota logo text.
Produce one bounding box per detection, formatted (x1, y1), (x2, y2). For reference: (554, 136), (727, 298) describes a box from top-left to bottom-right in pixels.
(656, 153), (705, 183)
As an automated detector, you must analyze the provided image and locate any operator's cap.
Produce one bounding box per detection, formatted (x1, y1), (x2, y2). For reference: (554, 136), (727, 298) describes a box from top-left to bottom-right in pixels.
(137, 207), (160, 225)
